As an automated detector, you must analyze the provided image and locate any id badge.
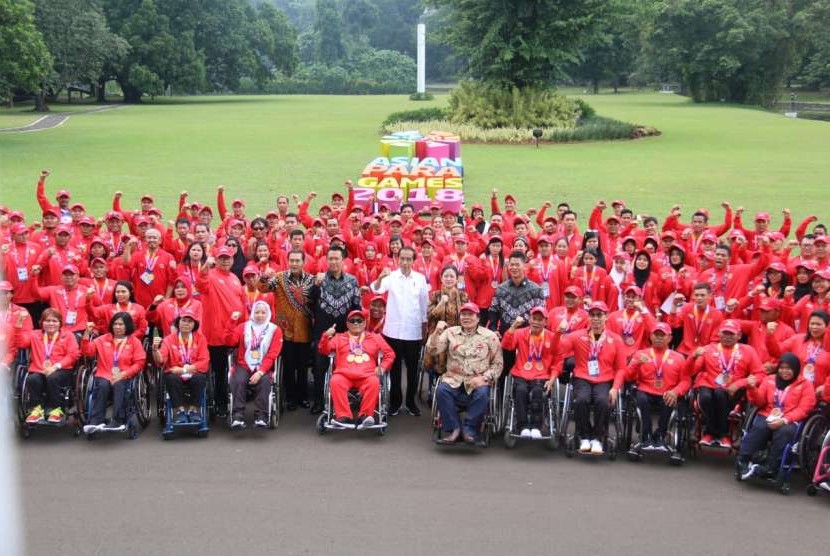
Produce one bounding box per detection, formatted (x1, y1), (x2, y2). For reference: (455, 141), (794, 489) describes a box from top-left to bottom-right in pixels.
(541, 283), (550, 299)
(714, 296), (725, 311)
(65, 311), (77, 325)
(16, 268), (28, 282)
(715, 372), (727, 387)
(804, 365), (814, 383)
(141, 271), (154, 285)
(588, 359), (600, 377)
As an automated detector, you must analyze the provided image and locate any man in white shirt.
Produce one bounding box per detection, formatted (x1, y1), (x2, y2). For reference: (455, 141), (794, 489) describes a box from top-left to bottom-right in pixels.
(371, 246), (429, 415)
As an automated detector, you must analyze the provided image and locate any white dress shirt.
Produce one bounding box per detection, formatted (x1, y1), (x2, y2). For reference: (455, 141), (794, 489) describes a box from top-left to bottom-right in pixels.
(371, 268), (429, 340)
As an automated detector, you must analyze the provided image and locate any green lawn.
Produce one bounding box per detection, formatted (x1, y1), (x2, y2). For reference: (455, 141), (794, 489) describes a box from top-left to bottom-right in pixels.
(1, 92), (828, 229)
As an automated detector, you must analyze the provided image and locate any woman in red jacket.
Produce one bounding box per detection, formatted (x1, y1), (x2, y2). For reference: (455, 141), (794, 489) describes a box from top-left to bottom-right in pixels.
(85, 280), (148, 340)
(146, 276), (203, 336)
(765, 309), (830, 398)
(737, 352), (816, 481)
(80, 312), (147, 432)
(19, 308), (80, 425)
(152, 308), (210, 424)
(225, 300), (283, 429)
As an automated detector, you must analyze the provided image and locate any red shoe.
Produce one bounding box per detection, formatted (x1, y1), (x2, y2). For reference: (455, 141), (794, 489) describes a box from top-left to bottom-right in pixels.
(719, 436), (732, 449)
(699, 434), (714, 446)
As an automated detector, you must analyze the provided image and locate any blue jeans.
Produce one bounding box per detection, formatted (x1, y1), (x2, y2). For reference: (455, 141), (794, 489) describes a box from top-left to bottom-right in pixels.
(436, 382), (490, 437)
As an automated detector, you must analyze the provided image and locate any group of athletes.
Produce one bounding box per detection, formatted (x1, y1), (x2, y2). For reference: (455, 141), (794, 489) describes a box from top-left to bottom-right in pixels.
(2, 170), (830, 495)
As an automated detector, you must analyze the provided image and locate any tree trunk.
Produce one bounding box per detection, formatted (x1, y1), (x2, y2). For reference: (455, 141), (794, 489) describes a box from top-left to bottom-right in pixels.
(96, 78), (107, 103)
(33, 89), (49, 112)
(592, 78), (599, 95)
(122, 83), (143, 104)
(67, 89), (71, 103)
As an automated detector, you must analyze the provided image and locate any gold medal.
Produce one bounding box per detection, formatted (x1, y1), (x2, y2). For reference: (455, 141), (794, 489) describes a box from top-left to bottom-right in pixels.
(535, 362), (544, 371)
(361, 354), (370, 363)
(654, 379), (663, 389)
(804, 363), (815, 380)
(251, 349), (260, 361)
(770, 407), (782, 418)
(624, 335), (635, 346)
(719, 372), (729, 385)
(44, 359), (52, 367)
(113, 366), (120, 374)
(524, 362), (533, 371)
(347, 354), (355, 363)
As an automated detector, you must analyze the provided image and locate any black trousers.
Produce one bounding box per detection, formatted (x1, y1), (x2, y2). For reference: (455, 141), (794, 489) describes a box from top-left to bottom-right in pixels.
(89, 377), (130, 425)
(230, 365), (272, 419)
(499, 348), (516, 394)
(513, 377), (545, 429)
(636, 390), (673, 439)
(208, 345), (230, 414)
(697, 387), (743, 438)
(738, 415), (798, 470)
(27, 370), (73, 409)
(165, 373), (207, 408)
(282, 341), (310, 404)
(384, 336), (422, 410)
(573, 378), (611, 441)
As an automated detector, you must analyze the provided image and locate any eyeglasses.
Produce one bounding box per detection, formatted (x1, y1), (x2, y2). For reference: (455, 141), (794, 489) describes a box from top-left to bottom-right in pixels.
(347, 318), (365, 324)
(252, 226), (265, 231)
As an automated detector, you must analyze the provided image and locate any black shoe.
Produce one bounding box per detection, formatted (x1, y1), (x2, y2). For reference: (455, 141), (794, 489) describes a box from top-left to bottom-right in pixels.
(310, 404), (323, 415)
(286, 401), (298, 411)
(389, 406), (401, 416)
(405, 404), (421, 417)
(216, 410), (228, 420)
(298, 400), (311, 409)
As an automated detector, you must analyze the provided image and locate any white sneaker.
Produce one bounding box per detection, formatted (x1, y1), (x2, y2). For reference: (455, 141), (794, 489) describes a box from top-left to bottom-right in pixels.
(530, 429), (542, 440)
(83, 424), (100, 434)
(520, 428), (532, 439)
(230, 419), (245, 430)
(357, 416), (375, 430)
(253, 418), (268, 429)
(579, 439), (591, 452)
(590, 439), (604, 455)
(819, 481), (830, 493)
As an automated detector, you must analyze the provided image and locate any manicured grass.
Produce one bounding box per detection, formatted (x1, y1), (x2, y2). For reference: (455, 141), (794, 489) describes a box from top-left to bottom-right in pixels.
(1, 91), (828, 229)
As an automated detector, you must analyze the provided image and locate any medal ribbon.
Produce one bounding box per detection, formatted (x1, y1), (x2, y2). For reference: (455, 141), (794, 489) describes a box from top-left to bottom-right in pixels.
(650, 348), (669, 380)
(528, 331), (545, 362)
(177, 333), (194, 365)
(588, 332), (605, 361)
(717, 344), (739, 378)
(43, 332), (58, 361)
(112, 338), (127, 368)
(806, 341), (822, 365)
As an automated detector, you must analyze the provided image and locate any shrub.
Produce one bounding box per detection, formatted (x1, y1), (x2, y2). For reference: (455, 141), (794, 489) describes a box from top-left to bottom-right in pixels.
(447, 81), (580, 129)
(410, 92), (435, 101)
(383, 107), (448, 127)
(573, 98), (596, 120)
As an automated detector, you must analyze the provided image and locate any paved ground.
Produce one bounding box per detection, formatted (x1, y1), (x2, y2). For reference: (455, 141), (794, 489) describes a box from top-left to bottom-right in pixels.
(0, 105), (124, 133)
(15, 406), (828, 556)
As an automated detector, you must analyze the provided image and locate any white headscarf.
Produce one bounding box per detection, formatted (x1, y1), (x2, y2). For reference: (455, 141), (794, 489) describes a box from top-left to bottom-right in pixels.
(243, 300), (277, 370)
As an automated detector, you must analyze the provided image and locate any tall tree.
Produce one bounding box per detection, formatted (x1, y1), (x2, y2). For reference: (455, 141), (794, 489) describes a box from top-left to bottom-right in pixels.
(0, 0), (52, 109)
(428, 0), (603, 89)
(314, 0), (345, 65)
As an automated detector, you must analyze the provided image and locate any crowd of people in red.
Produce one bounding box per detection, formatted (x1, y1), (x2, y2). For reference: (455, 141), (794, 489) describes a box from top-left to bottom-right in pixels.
(2, 170), (830, 493)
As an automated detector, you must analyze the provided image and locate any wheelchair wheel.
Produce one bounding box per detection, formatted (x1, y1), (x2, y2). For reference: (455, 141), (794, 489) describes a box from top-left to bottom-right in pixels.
(74, 362), (95, 428)
(799, 412), (829, 476)
(503, 428), (517, 449)
(154, 366), (165, 423)
(315, 414), (327, 435)
(135, 370), (151, 428)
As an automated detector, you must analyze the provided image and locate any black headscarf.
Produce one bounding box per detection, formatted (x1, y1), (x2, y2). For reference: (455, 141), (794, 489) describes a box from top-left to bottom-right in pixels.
(776, 352), (801, 390)
(669, 246), (686, 272)
(223, 238), (247, 281)
(633, 251), (652, 289)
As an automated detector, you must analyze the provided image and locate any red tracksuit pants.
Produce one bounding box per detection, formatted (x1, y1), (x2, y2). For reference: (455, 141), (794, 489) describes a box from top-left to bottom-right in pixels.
(330, 367), (379, 419)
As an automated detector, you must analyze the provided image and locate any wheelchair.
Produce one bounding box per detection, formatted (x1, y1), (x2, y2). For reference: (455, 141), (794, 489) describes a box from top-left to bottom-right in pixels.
(558, 373), (630, 460)
(16, 354), (86, 439)
(159, 369), (212, 440)
(626, 387), (689, 465)
(684, 389), (748, 457)
(430, 377), (500, 448)
(80, 360), (146, 441)
(734, 406), (811, 495)
(226, 350), (283, 431)
(415, 344), (435, 405)
(501, 374), (559, 450)
(316, 354), (390, 435)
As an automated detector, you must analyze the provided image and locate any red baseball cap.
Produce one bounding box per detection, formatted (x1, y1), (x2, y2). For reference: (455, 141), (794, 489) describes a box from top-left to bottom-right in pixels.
(420, 238), (434, 247)
(536, 235), (552, 245)
(429, 201), (442, 210)
(513, 216), (527, 227)
(42, 208), (59, 217)
(758, 297), (781, 311)
(587, 301), (609, 314)
(611, 199), (625, 207)
(90, 257), (107, 266)
(79, 216), (95, 226)
(459, 302), (480, 314)
(529, 306), (547, 317)
(796, 260), (818, 272)
(453, 235), (468, 244)
(701, 232), (718, 243)
(177, 308), (199, 321)
(215, 246), (234, 258)
(140, 194), (154, 202)
(347, 309), (366, 320)
(55, 225), (72, 235)
(719, 320), (741, 334)
(11, 223), (28, 235)
(564, 286), (583, 297)
(70, 202), (85, 211)
(624, 285), (643, 297)
(769, 231), (785, 242)
(199, 206), (213, 215)
(729, 230), (746, 240)
(55, 190), (70, 199)
(369, 295), (386, 305)
(766, 262), (787, 273)
(651, 322), (671, 335)
(754, 212), (770, 222)
(105, 211), (122, 221)
(606, 215), (621, 224)
(8, 210), (24, 221)
(147, 208), (162, 217)
(265, 210), (279, 219)
(813, 236), (828, 245)
(229, 219), (245, 229)
(613, 252), (631, 261)
(61, 264), (79, 275)
(242, 264), (259, 276)
(504, 194), (516, 203)
(232, 198), (245, 207)
(660, 231), (676, 240)
(814, 269), (830, 281)
(331, 192), (344, 201)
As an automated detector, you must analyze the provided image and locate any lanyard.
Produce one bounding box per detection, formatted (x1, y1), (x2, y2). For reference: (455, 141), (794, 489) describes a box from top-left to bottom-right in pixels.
(94, 278), (109, 300)
(709, 268), (729, 295)
(621, 309), (638, 336)
(489, 256), (501, 280)
(112, 338), (127, 367)
(537, 256), (554, 281)
(528, 331), (545, 362)
(692, 305), (708, 339)
(145, 251), (159, 272)
(717, 344), (740, 376)
(11, 244), (29, 268)
(249, 325), (265, 349)
(773, 385), (791, 409)
(806, 341), (822, 364)
(588, 332), (605, 360)
(348, 333), (365, 355)
(177, 333), (194, 364)
(43, 332), (58, 360)
(59, 287), (83, 312)
(452, 255), (466, 274)
(583, 267), (595, 294)
(650, 348), (669, 379)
